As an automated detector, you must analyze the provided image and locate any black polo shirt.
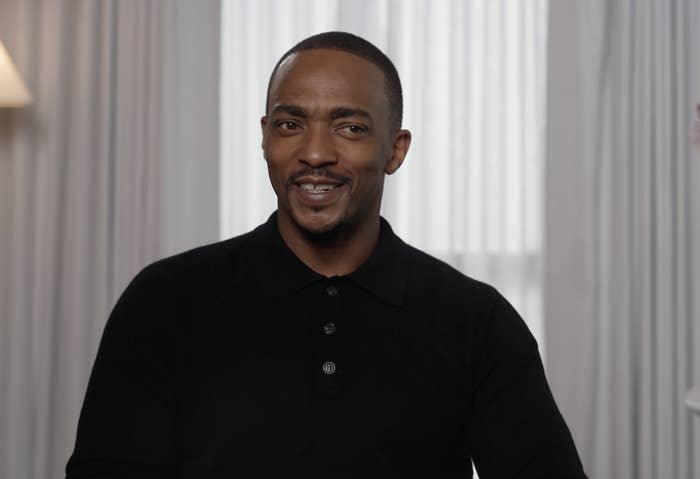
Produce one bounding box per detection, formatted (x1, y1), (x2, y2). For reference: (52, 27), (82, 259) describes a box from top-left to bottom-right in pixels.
(66, 212), (586, 478)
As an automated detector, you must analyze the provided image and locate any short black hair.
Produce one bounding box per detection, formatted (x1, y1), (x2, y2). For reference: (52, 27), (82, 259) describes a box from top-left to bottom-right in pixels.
(265, 31), (403, 131)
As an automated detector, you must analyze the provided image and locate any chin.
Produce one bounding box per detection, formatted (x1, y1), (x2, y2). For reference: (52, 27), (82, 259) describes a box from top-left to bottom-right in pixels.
(293, 209), (348, 242)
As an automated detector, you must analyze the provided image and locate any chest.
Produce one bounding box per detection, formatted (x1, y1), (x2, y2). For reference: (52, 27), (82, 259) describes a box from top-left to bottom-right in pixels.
(179, 280), (472, 471)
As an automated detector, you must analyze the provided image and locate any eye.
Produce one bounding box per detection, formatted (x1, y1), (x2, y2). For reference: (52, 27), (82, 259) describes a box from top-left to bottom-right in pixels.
(274, 120), (303, 134)
(336, 124), (369, 138)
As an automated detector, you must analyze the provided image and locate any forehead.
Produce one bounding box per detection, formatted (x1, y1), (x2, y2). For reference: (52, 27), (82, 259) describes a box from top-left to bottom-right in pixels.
(268, 49), (388, 114)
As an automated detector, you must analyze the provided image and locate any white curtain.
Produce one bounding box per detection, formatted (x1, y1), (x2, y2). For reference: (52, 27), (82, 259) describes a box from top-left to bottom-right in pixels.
(0, 1), (221, 477)
(545, 1), (700, 478)
(220, 0), (548, 347)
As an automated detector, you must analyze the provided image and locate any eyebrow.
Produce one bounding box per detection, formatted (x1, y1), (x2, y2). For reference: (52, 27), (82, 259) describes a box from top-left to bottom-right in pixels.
(329, 107), (372, 121)
(271, 104), (373, 121)
(272, 104), (307, 117)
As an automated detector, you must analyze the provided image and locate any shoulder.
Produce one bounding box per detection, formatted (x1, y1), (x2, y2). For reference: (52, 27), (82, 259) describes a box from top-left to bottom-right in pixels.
(400, 242), (536, 344)
(398, 242), (539, 373)
(147, 231), (252, 278)
(401, 242), (500, 314)
(123, 227), (261, 301)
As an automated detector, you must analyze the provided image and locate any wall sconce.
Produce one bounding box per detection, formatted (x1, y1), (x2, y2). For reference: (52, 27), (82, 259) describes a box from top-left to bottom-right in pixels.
(0, 39), (32, 108)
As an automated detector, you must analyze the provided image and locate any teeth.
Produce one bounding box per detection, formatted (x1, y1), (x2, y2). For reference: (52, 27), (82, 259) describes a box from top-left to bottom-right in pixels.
(299, 183), (338, 192)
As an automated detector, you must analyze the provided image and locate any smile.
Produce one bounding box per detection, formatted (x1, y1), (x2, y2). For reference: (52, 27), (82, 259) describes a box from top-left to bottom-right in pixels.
(298, 183), (340, 192)
(292, 179), (347, 207)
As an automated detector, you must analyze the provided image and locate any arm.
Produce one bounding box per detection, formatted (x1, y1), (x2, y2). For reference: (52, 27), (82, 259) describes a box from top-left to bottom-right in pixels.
(66, 266), (179, 478)
(470, 290), (587, 479)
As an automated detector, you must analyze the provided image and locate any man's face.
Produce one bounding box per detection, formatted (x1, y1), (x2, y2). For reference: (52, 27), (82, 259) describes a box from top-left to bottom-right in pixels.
(261, 49), (410, 238)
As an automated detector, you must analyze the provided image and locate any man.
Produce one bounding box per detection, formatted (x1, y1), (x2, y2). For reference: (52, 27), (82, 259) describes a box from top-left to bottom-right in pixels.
(66, 32), (587, 478)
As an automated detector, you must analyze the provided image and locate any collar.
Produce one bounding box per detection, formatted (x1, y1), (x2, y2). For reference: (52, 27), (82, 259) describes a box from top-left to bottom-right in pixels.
(246, 211), (408, 306)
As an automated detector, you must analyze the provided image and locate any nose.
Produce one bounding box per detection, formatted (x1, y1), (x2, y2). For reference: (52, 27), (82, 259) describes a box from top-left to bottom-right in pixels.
(299, 124), (337, 168)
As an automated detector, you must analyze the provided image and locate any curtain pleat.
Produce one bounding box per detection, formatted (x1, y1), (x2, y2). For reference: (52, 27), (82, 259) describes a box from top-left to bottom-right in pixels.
(0, 1), (221, 477)
(546, 1), (700, 478)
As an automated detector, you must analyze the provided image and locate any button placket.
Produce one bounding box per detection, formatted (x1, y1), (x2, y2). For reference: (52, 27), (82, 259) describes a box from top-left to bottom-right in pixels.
(321, 361), (336, 375)
(323, 283), (338, 335)
(322, 322), (336, 335)
(317, 281), (342, 394)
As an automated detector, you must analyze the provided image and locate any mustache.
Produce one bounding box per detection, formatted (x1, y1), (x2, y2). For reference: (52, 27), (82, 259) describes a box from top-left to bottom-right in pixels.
(285, 168), (351, 188)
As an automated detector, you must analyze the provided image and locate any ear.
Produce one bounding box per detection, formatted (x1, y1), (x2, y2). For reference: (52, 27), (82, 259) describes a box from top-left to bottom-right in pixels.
(384, 129), (411, 175)
(260, 115), (269, 156)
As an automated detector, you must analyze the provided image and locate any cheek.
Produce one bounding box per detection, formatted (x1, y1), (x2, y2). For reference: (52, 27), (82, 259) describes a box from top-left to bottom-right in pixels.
(265, 134), (299, 160)
(265, 144), (295, 177)
(349, 164), (386, 201)
(340, 141), (385, 169)
(264, 145), (286, 168)
(264, 160), (288, 197)
(353, 148), (389, 180)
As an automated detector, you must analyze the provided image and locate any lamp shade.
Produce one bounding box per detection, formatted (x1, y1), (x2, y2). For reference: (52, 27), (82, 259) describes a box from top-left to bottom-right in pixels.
(0, 40), (31, 107)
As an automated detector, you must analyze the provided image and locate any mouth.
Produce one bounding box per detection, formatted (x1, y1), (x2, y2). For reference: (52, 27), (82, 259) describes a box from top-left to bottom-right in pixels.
(290, 177), (348, 206)
(296, 182), (343, 193)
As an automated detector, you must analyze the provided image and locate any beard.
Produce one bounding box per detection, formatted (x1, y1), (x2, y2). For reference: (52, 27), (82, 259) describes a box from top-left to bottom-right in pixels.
(291, 207), (353, 246)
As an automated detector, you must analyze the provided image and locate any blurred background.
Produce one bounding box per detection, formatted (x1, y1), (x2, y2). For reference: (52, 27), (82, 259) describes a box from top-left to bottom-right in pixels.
(0, 0), (699, 478)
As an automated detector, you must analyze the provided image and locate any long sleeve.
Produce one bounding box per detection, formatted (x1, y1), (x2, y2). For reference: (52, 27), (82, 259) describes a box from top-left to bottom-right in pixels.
(66, 265), (179, 478)
(469, 291), (587, 478)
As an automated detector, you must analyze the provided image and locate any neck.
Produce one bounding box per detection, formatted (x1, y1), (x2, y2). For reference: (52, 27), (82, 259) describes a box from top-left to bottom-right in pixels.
(276, 212), (380, 277)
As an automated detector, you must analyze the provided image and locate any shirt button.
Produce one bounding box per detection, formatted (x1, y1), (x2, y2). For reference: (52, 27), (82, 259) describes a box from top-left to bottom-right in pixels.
(322, 361), (336, 375)
(323, 322), (336, 335)
(326, 285), (338, 297)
